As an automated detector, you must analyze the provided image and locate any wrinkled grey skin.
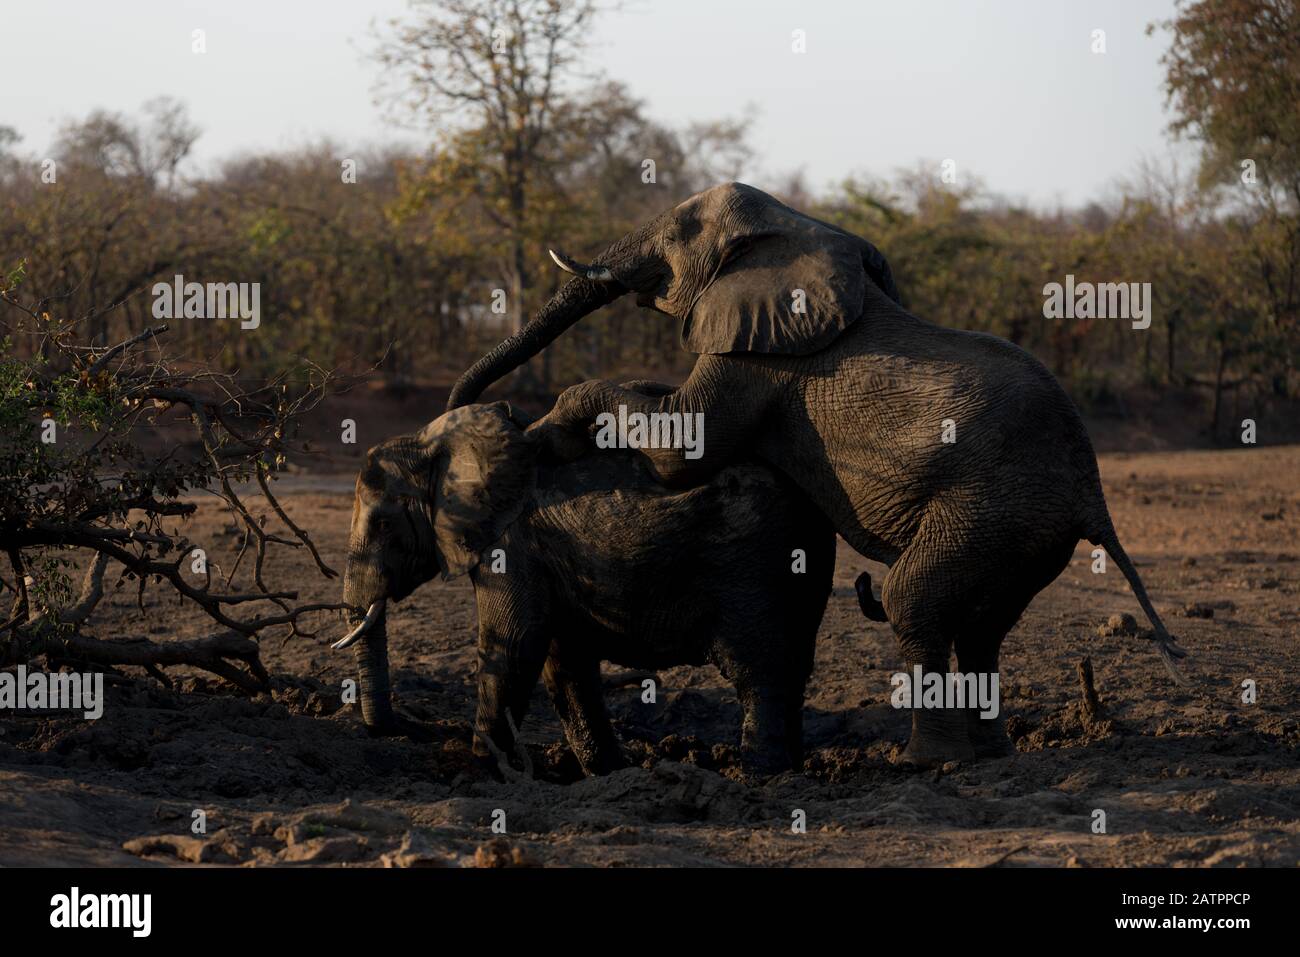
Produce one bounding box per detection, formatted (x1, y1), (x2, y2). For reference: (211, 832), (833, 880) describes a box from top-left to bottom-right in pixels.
(341, 397), (835, 777)
(446, 182), (1187, 767)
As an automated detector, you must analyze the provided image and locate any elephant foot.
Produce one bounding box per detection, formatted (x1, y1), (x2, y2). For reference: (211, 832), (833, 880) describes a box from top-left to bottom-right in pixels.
(896, 710), (975, 768)
(898, 734), (976, 768)
(966, 711), (1015, 758)
(581, 750), (630, 777)
(565, 736), (630, 777)
(739, 746), (793, 784)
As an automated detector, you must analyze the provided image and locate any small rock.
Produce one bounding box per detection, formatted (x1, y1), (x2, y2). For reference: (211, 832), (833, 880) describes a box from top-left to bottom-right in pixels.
(382, 831), (451, 868)
(1181, 556), (1197, 567)
(1098, 613), (1139, 638)
(305, 691), (341, 716)
(278, 835), (371, 864)
(123, 834), (209, 863)
(123, 830), (244, 864)
(473, 838), (535, 868)
(275, 824), (309, 846)
(1184, 603), (1215, 619)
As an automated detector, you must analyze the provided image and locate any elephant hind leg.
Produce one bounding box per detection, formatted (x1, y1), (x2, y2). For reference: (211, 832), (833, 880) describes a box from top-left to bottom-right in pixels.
(542, 639), (628, 776)
(954, 615), (1020, 759)
(955, 541), (1075, 757)
(880, 529), (982, 767)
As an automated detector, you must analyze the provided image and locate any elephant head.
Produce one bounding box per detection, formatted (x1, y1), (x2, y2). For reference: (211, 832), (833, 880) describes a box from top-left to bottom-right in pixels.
(447, 182), (900, 409)
(335, 402), (534, 732)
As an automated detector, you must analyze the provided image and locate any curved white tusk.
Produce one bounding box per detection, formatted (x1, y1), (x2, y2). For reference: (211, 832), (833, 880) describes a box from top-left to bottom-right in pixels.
(549, 248), (614, 282)
(331, 600), (385, 650)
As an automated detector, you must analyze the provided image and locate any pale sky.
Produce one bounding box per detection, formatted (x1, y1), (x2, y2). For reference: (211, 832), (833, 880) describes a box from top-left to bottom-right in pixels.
(1, 0), (1190, 207)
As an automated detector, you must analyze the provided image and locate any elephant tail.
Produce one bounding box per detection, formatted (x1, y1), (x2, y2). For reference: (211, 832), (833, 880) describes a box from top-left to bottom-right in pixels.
(1089, 523), (1190, 686)
(854, 571), (889, 622)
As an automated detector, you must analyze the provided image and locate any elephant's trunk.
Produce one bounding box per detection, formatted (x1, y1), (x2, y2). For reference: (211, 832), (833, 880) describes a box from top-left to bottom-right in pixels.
(342, 562), (394, 733)
(446, 217), (665, 410)
(352, 606), (393, 732)
(446, 275), (626, 410)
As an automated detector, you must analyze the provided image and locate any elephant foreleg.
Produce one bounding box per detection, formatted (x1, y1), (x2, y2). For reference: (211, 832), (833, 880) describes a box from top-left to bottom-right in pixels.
(473, 627), (550, 772)
(472, 580), (552, 772)
(542, 639), (627, 776)
(735, 682), (794, 779)
(529, 355), (770, 488)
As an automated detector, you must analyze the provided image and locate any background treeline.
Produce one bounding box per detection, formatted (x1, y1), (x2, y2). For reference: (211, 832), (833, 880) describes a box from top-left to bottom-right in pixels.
(1, 0), (1295, 444)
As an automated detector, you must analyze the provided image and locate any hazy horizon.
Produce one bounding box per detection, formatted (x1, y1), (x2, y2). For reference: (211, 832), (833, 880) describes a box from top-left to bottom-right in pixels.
(2, 0), (1195, 208)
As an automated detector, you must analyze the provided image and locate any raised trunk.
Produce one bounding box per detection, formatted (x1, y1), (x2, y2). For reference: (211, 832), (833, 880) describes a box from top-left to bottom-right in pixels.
(446, 275), (625, 410)
(445, 218), (662, 410)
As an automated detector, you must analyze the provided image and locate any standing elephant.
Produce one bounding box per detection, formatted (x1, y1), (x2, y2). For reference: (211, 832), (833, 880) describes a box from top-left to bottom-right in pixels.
(445, 182), (1187, 767)
(334, 398), (836, 777)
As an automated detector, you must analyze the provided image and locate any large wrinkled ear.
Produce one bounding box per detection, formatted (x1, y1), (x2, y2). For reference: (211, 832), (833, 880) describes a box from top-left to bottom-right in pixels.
(682, 202), (898, 356)
(418, 402), (535, 579)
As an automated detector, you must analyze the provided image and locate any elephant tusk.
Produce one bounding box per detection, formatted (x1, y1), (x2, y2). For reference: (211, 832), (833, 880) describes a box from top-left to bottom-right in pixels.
(331, 600), (385, 650)
(549, 248), (614, 282)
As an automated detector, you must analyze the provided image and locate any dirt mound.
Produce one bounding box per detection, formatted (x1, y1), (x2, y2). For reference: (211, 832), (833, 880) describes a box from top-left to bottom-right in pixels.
(2, 446), (1299, 866)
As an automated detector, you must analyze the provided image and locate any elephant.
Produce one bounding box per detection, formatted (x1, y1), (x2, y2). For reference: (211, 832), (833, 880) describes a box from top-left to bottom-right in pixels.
(333, 396), (836, 777)
(444, 181), (1188, 767)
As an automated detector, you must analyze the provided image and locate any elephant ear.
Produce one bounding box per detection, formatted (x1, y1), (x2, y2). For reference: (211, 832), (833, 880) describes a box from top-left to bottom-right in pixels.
(682, 203), (899, 356)
(419, 402), (535, 580)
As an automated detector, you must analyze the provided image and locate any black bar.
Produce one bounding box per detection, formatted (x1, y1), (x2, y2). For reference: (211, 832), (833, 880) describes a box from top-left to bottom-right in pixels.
(0, 866), (1282, 942)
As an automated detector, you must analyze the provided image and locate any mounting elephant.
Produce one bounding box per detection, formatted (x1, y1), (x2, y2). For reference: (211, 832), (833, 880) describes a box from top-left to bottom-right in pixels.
(446, 181), (1187, 767)
(334, 396), (837, 777)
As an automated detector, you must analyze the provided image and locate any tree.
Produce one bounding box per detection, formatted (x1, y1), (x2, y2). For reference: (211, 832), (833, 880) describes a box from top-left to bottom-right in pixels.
(372, 0), (602, 341)
(53, 97), (199, 190)
(1155, 0), (1300, 396)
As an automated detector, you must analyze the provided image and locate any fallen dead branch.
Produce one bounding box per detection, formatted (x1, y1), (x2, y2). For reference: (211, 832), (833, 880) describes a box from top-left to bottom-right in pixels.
(1, 281), (359, 690)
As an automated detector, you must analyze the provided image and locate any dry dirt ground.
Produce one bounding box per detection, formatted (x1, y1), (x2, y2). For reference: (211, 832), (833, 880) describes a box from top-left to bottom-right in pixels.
(2, 445), (1297, 867)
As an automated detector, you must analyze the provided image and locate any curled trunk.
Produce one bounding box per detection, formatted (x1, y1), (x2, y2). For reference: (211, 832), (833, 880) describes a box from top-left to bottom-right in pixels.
(447, 275), (625, 410)
(446, 218), (659, 410)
